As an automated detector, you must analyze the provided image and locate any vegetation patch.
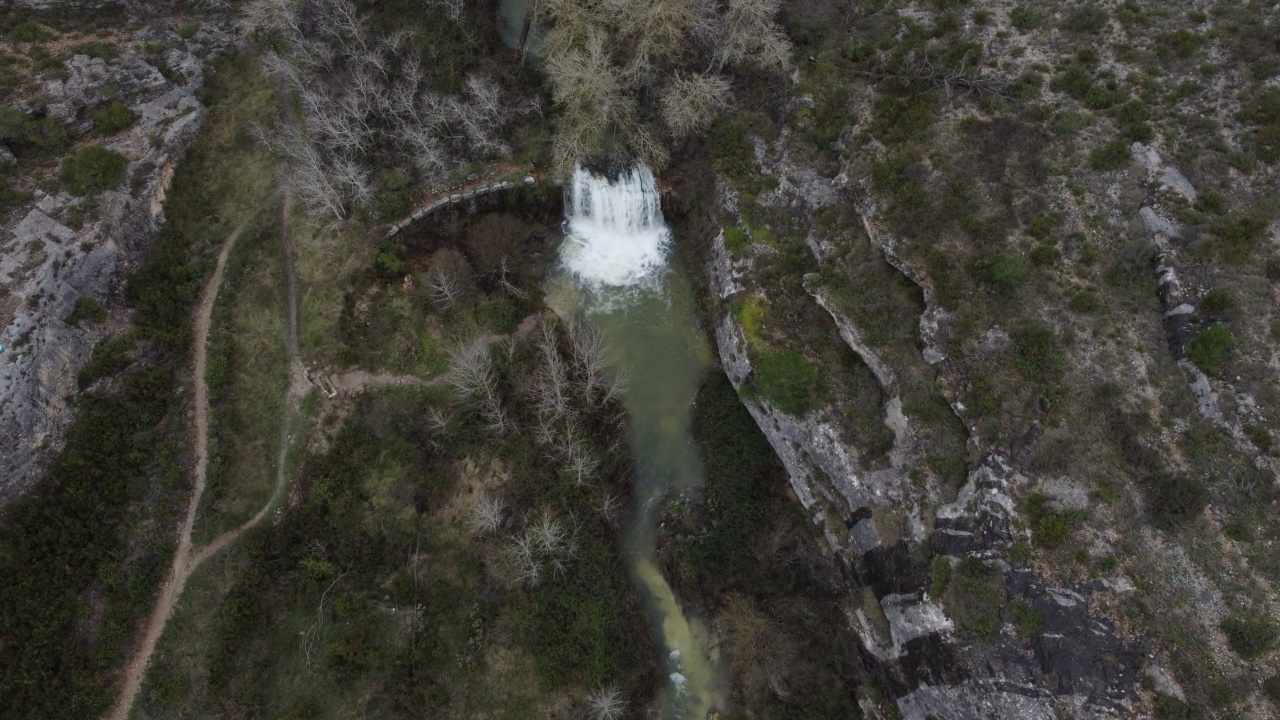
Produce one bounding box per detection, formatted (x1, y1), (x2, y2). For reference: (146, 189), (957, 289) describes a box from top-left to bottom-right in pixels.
(1184, 324), (1232, 374)
(1220, 613), (1277, 660)
(61, 145), (128, 196)
(752, 348), (824, 416)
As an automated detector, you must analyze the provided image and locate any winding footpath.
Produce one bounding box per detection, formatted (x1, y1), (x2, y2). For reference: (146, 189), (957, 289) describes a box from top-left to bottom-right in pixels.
(103, 218), (251, 720)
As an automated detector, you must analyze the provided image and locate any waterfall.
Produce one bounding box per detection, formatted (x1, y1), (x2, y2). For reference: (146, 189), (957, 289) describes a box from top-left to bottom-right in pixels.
(559, 163), (671, 289)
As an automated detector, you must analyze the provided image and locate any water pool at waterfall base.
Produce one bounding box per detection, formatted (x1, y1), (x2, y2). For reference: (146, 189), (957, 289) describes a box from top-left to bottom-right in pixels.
(547, 163), (728, 719)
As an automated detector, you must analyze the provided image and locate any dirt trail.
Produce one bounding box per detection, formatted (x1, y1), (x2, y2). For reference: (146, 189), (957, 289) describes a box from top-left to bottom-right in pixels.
(103, 218), (248, 720)
(105, 79), (311, 720)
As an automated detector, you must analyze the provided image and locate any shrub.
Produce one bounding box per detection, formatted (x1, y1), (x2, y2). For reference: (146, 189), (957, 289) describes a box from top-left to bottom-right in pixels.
(1184, 324), (1232, 374)
(61, 146), (128, 196)
(70, 40), (118, 61)
(92, 102), (136, 135)
(65, 296), (107, 326)
(1194, 190), (1226, 215)
(752, 349), (822, 416)
(1010, 600), (1044, 638)
(1010, 5), (1041, 31)
(970, 254), (1023, 294)
(464, 213), (530, 276)
(1199, 288), (1235, 316)
(1089, 139), (1131, 171)
(1263, 674), (1280, 706)
(947, 557), (1004, 642)
(1143, 471), (1208, 530)
(1068, 290), (1102, 313)
(7, 20), (50, 42)
(1012, 322), (1066, 384)
(929, 555), (952, 598)
(1214, 215), (1268, 263)
(869, 83), (939, 144)
(1051, 65), (1093, 100)
(1061, 4), (1108, 34)
(723, 226), (750, 257)
(1013, 72), (1043, 100)
(1154, 30), (1205, 60)
(0, 108), (70, 157)
(1029, 243), (1058, 266)
(1220, 613), (1277, 660)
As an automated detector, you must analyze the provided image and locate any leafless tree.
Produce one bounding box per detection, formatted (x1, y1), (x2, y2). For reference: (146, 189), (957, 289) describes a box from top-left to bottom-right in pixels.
(661, 72), (732, 138)
(448, 341), (496, 402)
(470, 493), (506, 535)
(597, 489), (623, 527)
(712, 0), (792, 71)
(497, 258), (528, 300)
(425, 406), (450, 432)
(585, 685), (627, 720)
(427, 265), (465, 311)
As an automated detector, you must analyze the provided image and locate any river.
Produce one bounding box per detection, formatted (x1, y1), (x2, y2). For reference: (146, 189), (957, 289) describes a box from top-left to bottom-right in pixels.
(545, 165), (727, 718)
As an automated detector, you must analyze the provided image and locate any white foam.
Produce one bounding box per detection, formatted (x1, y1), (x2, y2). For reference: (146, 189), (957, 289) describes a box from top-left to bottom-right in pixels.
(559, 163), (671, 290)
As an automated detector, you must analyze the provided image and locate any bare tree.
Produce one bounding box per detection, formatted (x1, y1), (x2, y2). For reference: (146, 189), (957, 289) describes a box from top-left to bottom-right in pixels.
(470, 493), (506, 535)
(448, 341), (495, 401)
(585, 685), (627, 720)
(712, 0), (792, 71)
(660, 72), (732, 138)
(427, 265), (464, 311)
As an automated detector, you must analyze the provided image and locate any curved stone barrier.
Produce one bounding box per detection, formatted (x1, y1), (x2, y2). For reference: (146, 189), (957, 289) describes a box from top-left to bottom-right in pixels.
(386, 175), (560, 238)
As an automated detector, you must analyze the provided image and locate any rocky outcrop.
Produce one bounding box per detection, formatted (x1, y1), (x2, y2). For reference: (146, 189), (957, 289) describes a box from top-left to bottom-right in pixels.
(1129, 141), (1275, 477)
(704, 142), (1148, 715)
(0, 18), (236, 504)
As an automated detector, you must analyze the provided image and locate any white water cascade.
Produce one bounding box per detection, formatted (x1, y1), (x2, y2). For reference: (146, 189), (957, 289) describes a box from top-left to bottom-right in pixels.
(558, 163), (672, 289)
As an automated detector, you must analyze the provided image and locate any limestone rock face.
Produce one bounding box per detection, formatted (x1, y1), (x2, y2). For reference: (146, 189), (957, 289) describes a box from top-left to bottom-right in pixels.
(705, 166), (1146, 719)
(0, 16), (235, 504)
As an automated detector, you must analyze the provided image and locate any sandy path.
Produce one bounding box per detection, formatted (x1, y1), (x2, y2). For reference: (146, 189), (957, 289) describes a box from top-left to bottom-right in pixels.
(102, 217), (248, 720)
(104, 77), (311, 720)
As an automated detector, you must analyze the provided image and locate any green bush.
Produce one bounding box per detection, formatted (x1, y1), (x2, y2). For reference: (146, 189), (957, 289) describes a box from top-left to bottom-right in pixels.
(61, 146), (128, 196)
(92, 102), (136, 135)
(929, 555), (952, 597)
(0, 107), (71, 157)
(1061, 4), (1108, 34)
(1012, 322), (1066, 384)
(971, 254), (1023, 294)
(869, 83), (939, 144)
(1200, 288), (1235, 316)
(1263, 674), (1280, 706)
(1026, 492), (1084, 549)
(1154, 30), (1205, 60)
(78, 332), (136, 388)
(1010, 600), (1044, 638)
(65, 296), (107, 326)
(1010, 5), (1041, 30)
(1220, 613), (1277, 659)
(753, 349), (823, 416)
(1051, 65), (1093, 100)
(1029, 244), (1059, 266)
(947, 557), (1004, 642)
(70, 40), (118, 60)
(1089, 139), (1131, 171)
(1213, 214), (1268, 262)
(1184, 324), (1232, 374)
(1068, 290), (1102, 313)
(7, 20), (50, 42)
(1143, 471), (1208, 530)
(1194, 190), (1226, 215)
(723, 226), (750, 257)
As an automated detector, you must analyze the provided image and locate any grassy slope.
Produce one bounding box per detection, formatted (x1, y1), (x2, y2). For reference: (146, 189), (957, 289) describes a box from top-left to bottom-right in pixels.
(0, 50), (278, 720)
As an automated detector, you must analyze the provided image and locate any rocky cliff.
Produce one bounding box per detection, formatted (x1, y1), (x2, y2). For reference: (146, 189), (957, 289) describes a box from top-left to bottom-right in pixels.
(0, 12), (235, 502)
